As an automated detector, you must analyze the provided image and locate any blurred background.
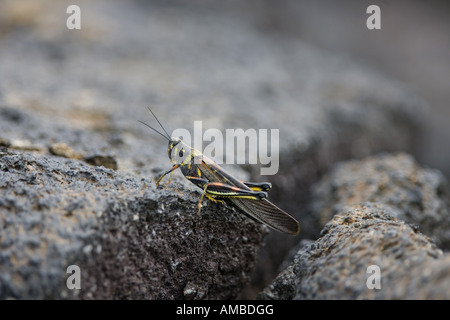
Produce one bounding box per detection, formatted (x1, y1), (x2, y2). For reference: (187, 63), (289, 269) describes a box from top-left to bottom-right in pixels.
(1, 0), (448, 176)
(162, 0), (450, 178)
(265, 0), (450, 178)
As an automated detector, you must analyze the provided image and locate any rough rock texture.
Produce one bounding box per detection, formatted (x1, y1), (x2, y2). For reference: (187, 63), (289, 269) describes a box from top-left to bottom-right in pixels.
(312, 153), (450, 249)
(259, 203), (450, 300)
(0, 1), (432, 299)
(259, 153), (450, 300)
(0, 150), (266, 299)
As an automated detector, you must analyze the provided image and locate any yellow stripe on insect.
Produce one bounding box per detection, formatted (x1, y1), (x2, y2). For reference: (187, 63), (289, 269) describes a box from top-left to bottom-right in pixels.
(207, 191), (239, 196)
(228, 195), (262, 200)
(206, 191), (261, 200)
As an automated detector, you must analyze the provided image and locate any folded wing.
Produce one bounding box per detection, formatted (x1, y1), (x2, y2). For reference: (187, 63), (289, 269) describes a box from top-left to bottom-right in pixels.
(228, 197), (300, 236)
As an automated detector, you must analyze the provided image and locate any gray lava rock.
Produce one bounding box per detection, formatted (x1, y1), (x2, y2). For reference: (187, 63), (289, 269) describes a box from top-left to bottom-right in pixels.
(0, 150), (266, 299)
(259, 203), (450, 300)
(312, 153), (450, 249)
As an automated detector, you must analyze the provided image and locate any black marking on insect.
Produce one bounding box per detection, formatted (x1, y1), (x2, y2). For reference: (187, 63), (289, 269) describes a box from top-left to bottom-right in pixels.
(139, 107), (300, 236)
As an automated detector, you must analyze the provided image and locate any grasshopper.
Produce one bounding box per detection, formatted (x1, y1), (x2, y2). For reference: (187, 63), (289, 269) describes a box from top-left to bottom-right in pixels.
(139, 108), (300, 236)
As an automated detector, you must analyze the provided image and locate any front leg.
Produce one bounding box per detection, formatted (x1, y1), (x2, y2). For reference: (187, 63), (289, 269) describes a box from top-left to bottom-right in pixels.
(156, 164), (179, 186)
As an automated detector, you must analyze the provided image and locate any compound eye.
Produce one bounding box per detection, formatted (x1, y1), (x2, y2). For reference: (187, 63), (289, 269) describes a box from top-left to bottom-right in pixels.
(178, 149), (184, 158)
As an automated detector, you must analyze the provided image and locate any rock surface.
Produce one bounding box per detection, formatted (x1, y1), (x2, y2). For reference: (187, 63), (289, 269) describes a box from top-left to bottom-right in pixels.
(259, 154), (450, 300)
(0, 150), (266, 299)
(259, 203), (450, 300)
(313, 153), (450, 249)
